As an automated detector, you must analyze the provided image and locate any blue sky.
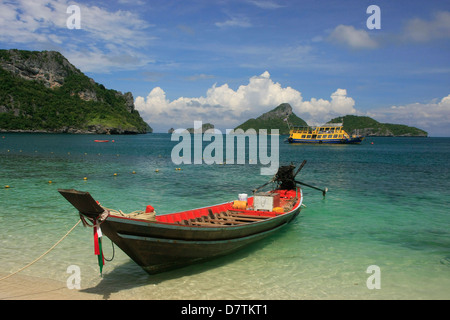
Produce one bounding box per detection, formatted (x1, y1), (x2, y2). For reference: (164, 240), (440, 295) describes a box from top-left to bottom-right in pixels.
(1, 0), (449, 136)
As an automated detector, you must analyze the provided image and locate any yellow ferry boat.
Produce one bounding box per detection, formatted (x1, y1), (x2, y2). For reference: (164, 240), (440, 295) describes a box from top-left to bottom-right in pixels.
(287, 123), (364, 144)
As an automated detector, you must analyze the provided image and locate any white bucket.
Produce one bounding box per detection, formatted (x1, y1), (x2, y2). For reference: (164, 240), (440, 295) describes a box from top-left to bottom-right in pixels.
(238, 193), (248, 202)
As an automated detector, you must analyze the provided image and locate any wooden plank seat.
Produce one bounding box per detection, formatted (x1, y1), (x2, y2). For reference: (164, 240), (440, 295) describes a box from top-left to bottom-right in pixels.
(190, 219), (247, 226)
(175, 210), (261, 226)
(173, 205), (290, 226)
(227, 213), (273, 220)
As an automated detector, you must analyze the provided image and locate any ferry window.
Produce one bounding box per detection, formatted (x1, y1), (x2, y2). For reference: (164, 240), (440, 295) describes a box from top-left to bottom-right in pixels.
(328, 135), (332, 138)
(333, 134), (337, 138)
(307, 135), (311, 138)
(317, 135), (322, 138)
(302, 135), (306, 138)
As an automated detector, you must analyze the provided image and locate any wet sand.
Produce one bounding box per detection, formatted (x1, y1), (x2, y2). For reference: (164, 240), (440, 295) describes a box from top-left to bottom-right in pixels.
(0, 273), (106, 300)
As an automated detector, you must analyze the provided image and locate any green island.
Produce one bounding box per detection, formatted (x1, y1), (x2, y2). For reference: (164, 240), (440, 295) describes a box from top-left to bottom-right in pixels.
(327, 115), (427, 137)
(235, 104), (427, 137)
(0, 49), (151, 134)
(235, 103), (307, 135)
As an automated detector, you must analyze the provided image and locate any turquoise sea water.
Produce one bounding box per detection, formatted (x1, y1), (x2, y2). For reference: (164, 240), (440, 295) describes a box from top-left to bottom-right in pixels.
(0, 133), (449, 299)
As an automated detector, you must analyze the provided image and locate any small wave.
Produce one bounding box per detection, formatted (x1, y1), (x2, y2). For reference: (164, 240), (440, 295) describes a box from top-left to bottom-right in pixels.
(440, 256), (450, 266)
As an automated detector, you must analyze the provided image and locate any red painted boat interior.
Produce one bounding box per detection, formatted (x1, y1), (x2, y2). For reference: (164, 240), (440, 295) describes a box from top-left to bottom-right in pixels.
(155, 189), (299, 224)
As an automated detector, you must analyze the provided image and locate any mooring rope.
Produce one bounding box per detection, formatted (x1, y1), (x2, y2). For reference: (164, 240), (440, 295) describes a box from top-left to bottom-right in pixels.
(0, 219), (82, 282)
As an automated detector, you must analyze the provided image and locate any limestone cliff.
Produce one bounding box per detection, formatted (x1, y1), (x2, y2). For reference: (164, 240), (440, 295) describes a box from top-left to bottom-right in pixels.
(0, 49), (151, 134)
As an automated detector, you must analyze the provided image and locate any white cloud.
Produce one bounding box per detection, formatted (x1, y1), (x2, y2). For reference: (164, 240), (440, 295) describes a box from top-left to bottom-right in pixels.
(368, 94), (450, 136)
(328, 25), (378, 49)
(247, 0), (284, 9)
(327, 11), (450, 50)
(215, 14), (252, 28)
(77, 5), (151, 47)
(117, 0), (146, 5)
(0, 0), (60, 43)
(135, 71), (358, 130)
(185, 74), (215, 81)
(402, 11), (450, 43)
(0, 0), (154, 72)
(294, 88), (357, 125)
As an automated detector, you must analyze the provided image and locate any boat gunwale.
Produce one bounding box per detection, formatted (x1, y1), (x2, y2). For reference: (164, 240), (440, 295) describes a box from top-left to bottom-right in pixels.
(106, 188), (303, 231)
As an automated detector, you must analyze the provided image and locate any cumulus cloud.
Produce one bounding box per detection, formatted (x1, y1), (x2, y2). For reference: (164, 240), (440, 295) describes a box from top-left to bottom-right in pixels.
(135, 71), (358, 131)
(368, 94), (450, 137)
(299, 89), (357, 122)
(328, 25), (378, 49)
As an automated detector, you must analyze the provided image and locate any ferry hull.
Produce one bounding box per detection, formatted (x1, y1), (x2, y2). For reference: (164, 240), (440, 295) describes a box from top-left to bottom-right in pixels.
(288, 137), (364, 144)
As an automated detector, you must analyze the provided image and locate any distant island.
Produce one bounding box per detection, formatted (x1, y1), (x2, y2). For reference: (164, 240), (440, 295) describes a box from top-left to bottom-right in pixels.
(186, 123), (215, 133)
(235, 103), (306, 135)
(327, 115), (428, 137)
(0, 49), (151, 134)
(235, 103), (428, 137)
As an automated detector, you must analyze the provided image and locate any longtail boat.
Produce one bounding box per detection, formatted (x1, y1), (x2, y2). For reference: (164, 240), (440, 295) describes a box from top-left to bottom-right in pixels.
(58, 164), (309, 275)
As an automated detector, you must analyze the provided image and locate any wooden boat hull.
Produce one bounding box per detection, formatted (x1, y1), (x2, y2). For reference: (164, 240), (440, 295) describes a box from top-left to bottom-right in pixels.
(100, 202), (301, 274)
(59, 187), (303, 274)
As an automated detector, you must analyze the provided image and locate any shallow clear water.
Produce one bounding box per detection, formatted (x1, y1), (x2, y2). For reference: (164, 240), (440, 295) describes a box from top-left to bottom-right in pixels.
(0, 133), (449, 299)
